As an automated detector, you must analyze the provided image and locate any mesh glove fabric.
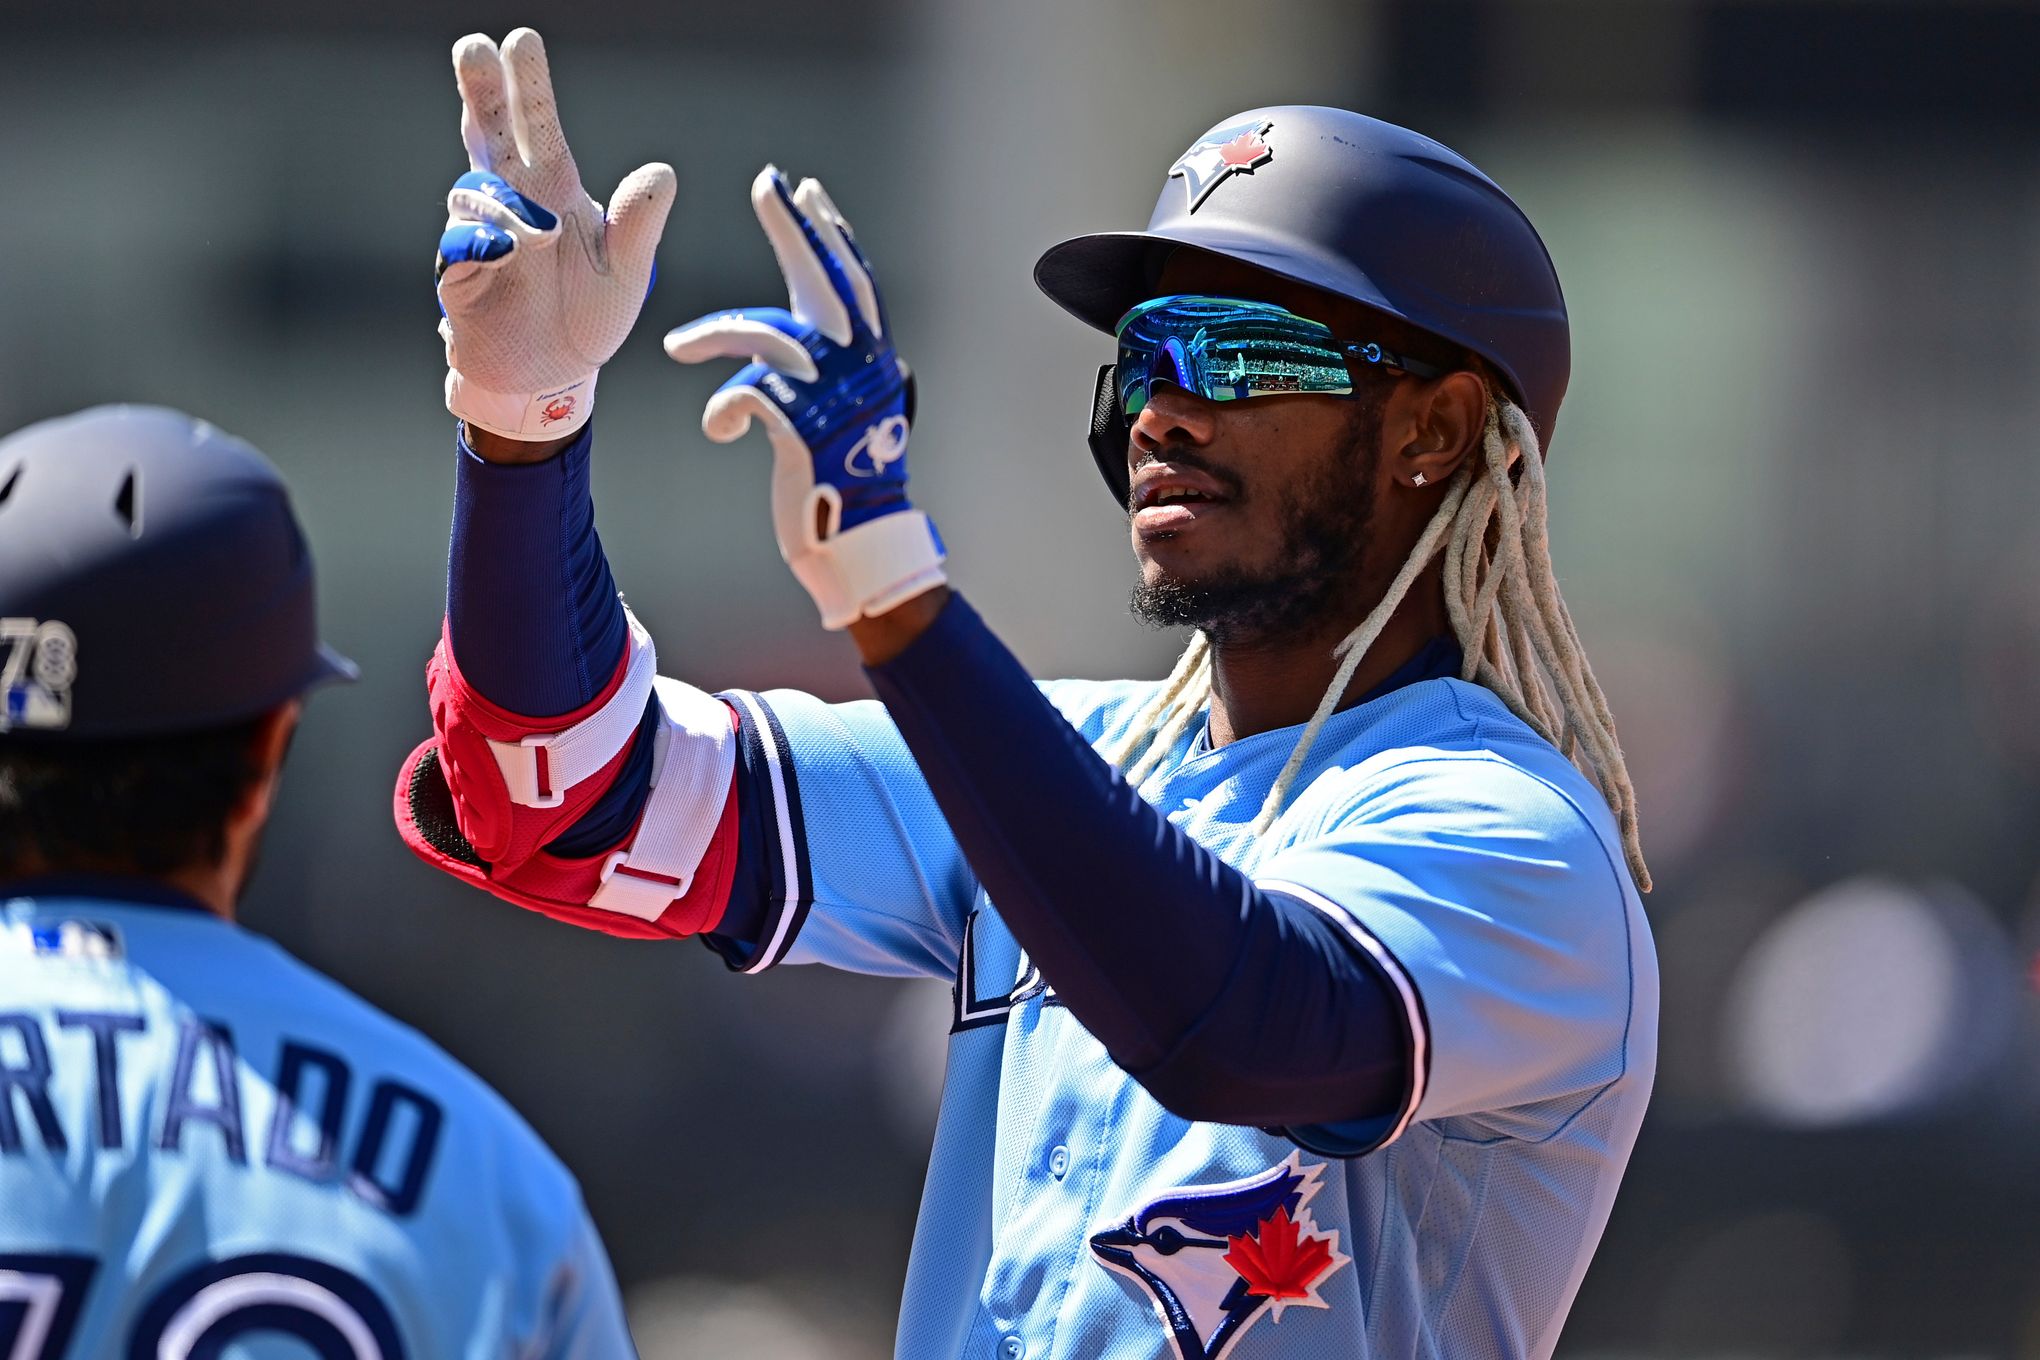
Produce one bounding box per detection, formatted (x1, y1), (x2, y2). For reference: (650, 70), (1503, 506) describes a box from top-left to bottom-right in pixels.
(436, 28), (674, 439)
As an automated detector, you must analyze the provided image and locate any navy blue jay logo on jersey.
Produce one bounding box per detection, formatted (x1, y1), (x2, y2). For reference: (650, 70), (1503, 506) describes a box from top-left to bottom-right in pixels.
(1168, 119), (1274, 212)
(1090, 1152), (1349, 1360)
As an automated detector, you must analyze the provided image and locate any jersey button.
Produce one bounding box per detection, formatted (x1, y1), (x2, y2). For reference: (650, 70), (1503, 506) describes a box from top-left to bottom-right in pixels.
(1048, 1145), (1070, 1179)
(1000, 1335), (1027, 1359)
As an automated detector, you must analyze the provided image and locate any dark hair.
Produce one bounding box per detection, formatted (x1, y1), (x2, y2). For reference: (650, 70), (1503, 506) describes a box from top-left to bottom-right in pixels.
(0, 718), (269, 879)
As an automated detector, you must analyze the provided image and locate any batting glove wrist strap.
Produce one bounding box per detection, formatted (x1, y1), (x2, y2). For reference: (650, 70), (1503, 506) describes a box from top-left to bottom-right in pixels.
(790, 509), (947, 631)
(446, 369), (599, 442)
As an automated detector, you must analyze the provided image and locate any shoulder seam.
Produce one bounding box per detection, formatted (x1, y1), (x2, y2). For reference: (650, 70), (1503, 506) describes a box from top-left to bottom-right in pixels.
(1314, 748), (1645, 1096)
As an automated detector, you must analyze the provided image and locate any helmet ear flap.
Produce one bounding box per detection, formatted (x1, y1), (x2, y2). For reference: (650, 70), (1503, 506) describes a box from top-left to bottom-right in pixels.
(1087, 363), (1131, 507)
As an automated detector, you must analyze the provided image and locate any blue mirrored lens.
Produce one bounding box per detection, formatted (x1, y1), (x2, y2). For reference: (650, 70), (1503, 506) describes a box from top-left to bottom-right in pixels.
(1115, 296), (1355, 417)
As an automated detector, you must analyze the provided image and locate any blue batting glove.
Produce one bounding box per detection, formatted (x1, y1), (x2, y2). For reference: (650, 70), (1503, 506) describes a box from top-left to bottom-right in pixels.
(664, 168), (944, 630)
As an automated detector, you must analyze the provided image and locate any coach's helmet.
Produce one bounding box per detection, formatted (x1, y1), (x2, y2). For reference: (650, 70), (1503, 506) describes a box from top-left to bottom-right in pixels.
(0, 405), (356, 738)
(1034, 105), (1569, 503)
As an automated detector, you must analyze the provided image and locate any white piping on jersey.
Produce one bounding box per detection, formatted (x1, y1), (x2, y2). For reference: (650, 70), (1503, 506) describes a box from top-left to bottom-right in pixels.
(730, 691), (804, 975)
(954, 910), (1044, 1026)
(1258, 879), (1430, 1148)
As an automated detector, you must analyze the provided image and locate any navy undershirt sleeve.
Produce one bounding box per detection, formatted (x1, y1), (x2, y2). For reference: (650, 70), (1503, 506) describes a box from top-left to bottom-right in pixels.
(449, 424), (625, 716)
(444, 424), (769, 946)
(864, 592), (1411, 1131)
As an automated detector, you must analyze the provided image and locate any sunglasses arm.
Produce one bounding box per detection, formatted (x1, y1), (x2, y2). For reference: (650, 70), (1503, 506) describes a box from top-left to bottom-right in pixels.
(1343, 341), (1446, 381)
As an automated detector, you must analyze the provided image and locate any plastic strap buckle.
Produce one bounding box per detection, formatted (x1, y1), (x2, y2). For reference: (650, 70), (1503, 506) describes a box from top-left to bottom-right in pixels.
(488, 608), (656, 809)
(584, 676), (739, 922)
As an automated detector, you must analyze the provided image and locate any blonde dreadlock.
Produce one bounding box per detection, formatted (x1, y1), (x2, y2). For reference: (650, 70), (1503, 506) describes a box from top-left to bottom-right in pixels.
(1103, 398), (1651, 892)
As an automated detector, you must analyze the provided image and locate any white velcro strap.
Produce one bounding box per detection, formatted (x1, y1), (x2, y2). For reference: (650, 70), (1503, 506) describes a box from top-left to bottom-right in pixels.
(791, 509), (947, 631)
(488, 607), (656, 809)
(587, 677), (738, 921)
(448, 368), (598, 440)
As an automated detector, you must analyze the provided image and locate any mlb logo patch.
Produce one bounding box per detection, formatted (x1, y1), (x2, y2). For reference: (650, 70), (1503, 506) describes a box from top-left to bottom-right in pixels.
(1169, 119), (1275, 212)
(1, 918), (123, 961)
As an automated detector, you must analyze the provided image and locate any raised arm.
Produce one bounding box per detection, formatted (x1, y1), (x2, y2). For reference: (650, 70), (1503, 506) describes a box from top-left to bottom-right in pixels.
(396, 27), (728, 938)
(396, 30), (976, 979)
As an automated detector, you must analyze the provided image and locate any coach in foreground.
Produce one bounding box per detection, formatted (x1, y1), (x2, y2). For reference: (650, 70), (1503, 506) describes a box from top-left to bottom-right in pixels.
(401, 27), (1657, 1360)
(0, 406), (636, 1357)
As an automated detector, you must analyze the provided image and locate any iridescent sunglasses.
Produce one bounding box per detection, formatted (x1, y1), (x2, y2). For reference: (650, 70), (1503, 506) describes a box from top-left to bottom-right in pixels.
(1113, 294), (1443, 419)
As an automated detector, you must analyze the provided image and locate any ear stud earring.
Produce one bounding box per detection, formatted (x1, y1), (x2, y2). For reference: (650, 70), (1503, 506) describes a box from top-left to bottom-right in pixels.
(1412, 472), (1427, 486)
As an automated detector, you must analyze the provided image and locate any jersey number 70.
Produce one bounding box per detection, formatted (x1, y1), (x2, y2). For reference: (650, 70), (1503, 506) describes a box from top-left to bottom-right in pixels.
(0, 1251), (404, 1359)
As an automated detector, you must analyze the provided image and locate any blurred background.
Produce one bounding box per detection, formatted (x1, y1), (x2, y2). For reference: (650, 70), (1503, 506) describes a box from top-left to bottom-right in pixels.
(4, 0), (2038, 1354)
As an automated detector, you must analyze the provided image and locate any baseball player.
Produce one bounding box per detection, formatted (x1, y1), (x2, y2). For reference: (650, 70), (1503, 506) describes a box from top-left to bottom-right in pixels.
(0, 406), (636, 1358)
(400, 28), (1656, 1359)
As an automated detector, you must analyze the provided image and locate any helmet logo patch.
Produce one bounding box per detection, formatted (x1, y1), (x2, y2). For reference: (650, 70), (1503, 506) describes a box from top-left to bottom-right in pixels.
(0, 617), (76, 732)
(1170, 119), (1274, 212)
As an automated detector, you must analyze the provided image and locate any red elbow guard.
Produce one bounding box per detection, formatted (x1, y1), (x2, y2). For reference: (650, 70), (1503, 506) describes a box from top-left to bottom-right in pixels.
(393, 613), (741, 939)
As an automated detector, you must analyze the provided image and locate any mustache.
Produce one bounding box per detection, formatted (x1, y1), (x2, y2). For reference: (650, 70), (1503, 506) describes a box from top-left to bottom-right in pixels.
(1126, 446), (1246, 512)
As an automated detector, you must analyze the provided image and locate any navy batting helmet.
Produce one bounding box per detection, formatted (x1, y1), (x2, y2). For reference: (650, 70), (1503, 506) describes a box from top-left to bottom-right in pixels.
(0, 406), (356, 739)
(1035, 106), (1569, 502)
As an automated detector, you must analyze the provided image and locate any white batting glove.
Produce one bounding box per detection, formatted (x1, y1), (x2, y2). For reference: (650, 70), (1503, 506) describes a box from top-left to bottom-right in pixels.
(436, 28), (674, 440)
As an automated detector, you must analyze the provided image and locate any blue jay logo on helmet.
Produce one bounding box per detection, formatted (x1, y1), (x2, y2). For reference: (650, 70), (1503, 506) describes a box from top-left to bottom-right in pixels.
(1090, 1151), (1350, 1359)
(1169, 119), (1274, 212)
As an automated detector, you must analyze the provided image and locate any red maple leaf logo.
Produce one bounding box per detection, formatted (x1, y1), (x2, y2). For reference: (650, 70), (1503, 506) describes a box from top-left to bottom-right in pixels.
(1219, 132), (1270, 169)
(1224, 1207), (1337, 1301)
(539, 395), (577, 426)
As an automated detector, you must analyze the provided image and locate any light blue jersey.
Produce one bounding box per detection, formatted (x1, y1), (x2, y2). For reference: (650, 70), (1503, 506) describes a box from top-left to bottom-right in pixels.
(0, 888), (634, 1359)
(724, 675), (1656, 1360)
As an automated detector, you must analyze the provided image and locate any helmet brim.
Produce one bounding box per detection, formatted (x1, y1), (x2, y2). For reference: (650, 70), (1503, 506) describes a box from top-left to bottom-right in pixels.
(1034, 229), (1404, 338)
(308, 643), (360, 690)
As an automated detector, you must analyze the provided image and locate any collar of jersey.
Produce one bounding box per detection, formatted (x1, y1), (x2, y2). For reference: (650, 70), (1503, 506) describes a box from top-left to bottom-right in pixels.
(0, 873), (215, 917)
(1177, 634), (1465, 766)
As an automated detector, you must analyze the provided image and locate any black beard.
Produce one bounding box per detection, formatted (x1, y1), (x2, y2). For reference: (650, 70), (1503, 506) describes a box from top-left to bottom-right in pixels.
(1130, 406), (1381, 648)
